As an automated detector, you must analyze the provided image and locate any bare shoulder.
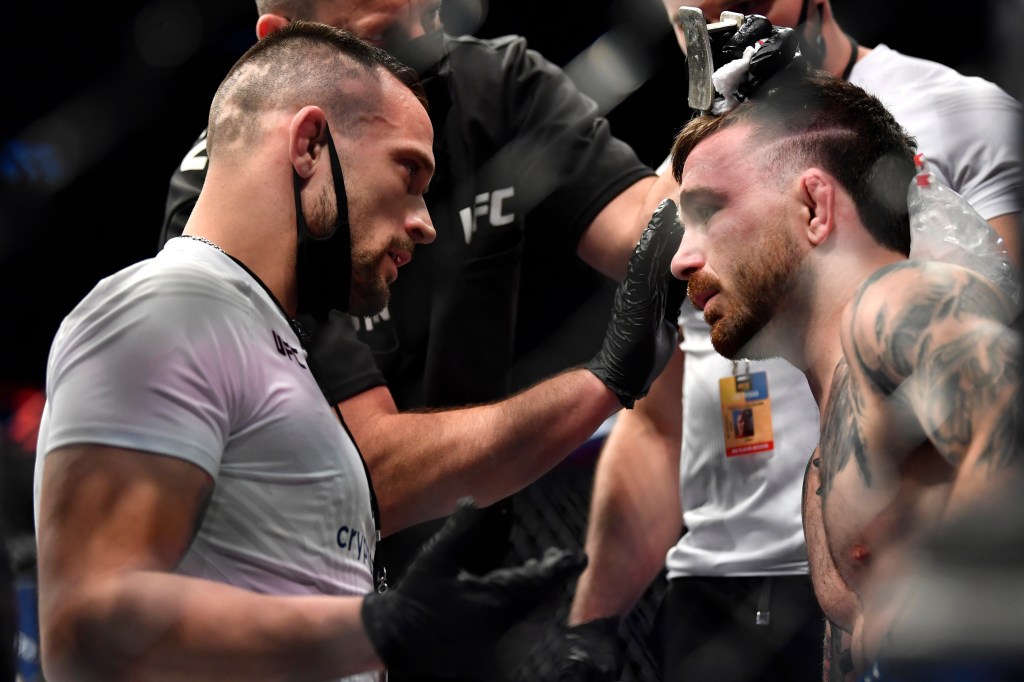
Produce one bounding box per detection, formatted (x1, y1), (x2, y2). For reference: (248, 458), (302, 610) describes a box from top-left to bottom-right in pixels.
(841, 261), (1014, 394)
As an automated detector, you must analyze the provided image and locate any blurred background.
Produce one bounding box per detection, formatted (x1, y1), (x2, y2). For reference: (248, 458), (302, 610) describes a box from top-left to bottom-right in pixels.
(1, 0), (1021, 679)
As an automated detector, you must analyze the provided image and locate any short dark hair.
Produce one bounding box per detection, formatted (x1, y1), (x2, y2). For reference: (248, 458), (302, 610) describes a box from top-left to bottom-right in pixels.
(207, 21), (425, 156)
(671, 69), (917, 255)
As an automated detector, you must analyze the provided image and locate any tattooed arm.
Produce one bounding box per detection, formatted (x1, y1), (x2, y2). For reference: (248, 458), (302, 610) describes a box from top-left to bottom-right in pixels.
(843, 260), (1022, 513)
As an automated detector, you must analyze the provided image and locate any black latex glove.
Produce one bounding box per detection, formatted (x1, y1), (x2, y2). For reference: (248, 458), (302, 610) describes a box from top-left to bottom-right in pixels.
(505, 616), (624, 682)
(556, 617), (625, 682)
(361, 498), (587, 679)
(712, 14), (773, 68)
(586, 199), (685, 408)
(713, 15), (805, 104)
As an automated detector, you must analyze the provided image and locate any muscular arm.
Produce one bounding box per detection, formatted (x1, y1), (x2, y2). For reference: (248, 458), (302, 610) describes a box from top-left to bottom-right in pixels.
(845, 261), (1022, 513)
(568, 347), (684, 624)
(36, 445), (380, 682)
(341, 369), (621, 536)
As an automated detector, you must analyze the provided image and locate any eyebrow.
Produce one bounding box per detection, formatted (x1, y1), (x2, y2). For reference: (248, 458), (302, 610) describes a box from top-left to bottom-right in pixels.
(677, 185), (726, 212)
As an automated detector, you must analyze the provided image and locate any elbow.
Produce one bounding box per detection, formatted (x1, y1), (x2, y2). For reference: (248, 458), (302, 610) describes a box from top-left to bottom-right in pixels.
(40, 596), (136, 682)
(41, 624), (112, 682)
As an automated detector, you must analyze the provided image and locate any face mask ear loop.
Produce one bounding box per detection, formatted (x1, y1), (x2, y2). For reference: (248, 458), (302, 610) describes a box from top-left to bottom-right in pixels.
(293, 167), (313, 241)
(294, 120), (352, 319)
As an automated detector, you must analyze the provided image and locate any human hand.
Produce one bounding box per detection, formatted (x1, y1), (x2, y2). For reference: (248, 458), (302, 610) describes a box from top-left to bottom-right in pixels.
(555, 617), (625, 682)
(709, 14), (804, 112)
(586, 199), (685, 408)
(361, 498), (586, 679)
(503, 616), (624, 682)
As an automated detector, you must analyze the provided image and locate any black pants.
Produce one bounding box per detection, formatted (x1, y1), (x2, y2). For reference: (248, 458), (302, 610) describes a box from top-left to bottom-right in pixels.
(650, 575), (824, 682)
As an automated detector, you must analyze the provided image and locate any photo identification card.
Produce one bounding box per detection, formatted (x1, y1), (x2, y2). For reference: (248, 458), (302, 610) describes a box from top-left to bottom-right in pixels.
(718, 370), (775, 457)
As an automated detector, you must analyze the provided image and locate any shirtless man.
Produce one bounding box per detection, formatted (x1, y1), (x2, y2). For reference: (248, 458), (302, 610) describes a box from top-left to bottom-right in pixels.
(667, 68), (1022, 679)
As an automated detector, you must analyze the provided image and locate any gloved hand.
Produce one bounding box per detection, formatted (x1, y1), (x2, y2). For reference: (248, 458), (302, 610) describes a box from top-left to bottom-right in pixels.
(361, 498), (587, 679)
(586, 199), (685, 408)
(505, 616), (624, 682)
(709, 14), (805, 113)
(556, 617), (625, 682)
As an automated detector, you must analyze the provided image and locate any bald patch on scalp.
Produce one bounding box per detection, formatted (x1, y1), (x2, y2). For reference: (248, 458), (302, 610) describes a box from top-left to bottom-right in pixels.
(207, 37), (387, 161)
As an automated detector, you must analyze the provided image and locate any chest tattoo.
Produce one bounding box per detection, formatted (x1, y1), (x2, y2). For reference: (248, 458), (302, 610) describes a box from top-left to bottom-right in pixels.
(818, 361), (872, 501)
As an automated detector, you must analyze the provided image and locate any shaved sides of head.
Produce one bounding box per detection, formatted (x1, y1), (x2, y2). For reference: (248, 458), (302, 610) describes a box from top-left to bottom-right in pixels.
(207, 20), (424, 159)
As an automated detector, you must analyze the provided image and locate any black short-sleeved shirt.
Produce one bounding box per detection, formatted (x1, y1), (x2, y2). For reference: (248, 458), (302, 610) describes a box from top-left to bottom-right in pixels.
(161, 34), (653, 603)
(163, 33), (653, 409)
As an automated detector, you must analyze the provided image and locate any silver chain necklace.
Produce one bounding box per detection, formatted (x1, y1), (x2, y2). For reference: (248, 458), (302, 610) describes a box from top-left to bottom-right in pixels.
(180, 234), (226, 254)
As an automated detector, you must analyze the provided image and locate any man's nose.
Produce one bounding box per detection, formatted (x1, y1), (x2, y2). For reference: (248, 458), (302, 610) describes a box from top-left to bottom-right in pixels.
(670, 229), (705, 280)
(406, 205), (436, 244)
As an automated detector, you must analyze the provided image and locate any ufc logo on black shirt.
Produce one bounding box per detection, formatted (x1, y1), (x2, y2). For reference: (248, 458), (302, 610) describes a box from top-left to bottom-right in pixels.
(459, 187), (515, 243)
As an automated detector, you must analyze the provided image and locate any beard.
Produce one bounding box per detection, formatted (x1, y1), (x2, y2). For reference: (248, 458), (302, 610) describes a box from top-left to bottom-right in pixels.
(348, 234), (416, 317)
(306, 187), (414, 317)
(688, 226), (804, 359)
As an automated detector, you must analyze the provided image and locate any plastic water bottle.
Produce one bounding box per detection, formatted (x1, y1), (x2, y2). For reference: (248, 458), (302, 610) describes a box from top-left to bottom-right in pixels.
(907, 153), (1020, 306)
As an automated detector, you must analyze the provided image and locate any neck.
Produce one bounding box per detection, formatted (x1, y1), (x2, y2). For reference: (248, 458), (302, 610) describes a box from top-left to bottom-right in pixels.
(183, 158), (300, 316)
(816, 14), (866, 78)
(797, 248), (905, 409)
(799, 305), (845, 409)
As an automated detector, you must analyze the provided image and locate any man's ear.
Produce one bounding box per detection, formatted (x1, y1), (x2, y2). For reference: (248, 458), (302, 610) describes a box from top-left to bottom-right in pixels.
(289, 106), (330, 180)
(256, 14), (289, 40)
(799, 169), (835, 247)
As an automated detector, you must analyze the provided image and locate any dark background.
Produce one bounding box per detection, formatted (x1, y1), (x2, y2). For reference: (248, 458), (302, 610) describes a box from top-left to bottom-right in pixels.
(0, 0), (1019, 395)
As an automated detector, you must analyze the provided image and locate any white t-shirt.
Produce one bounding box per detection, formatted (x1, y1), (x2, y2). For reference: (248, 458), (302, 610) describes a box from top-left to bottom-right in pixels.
(667, 301), (819, 578)
(35, 237), (379, 682)
(665, 46), (1021, 578)
(851, 44), (1023, 221)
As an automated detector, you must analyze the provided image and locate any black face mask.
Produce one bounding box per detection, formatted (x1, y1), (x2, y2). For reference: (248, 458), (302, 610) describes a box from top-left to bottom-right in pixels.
(795, 0), (826, 68)
(388, 29), (446, 77)
(294, 121), (351, 323)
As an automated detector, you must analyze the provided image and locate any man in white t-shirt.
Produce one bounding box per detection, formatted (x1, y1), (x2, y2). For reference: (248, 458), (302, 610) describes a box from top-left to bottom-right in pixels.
(562, 2), (1022, 681)
(32, 22), (590, 682)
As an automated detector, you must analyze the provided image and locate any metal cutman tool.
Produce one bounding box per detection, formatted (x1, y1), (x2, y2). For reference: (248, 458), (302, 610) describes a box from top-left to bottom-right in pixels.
(677, 7), (745, 113)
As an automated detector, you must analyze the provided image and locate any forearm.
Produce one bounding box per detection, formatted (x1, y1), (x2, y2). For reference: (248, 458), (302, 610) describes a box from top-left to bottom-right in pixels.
(40, 571), (379, 682)
(569, 351), (683, 624)
(342, 369), (620, 535)
(577, 176), (656, 280)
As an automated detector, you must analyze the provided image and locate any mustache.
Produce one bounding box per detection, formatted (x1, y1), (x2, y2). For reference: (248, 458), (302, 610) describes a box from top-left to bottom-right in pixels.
(385, 234), (417, 259)
(687, 270), (721, 308)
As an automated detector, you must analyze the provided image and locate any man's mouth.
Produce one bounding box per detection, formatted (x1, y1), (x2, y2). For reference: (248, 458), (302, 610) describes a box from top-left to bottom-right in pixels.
(388, 248), (412, 268)
(688, 285), (718, 311)
(687, 270), (722, 312)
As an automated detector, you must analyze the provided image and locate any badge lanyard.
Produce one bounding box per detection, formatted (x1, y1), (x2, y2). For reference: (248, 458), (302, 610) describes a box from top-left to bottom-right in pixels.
(718, 361), (775, 457)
